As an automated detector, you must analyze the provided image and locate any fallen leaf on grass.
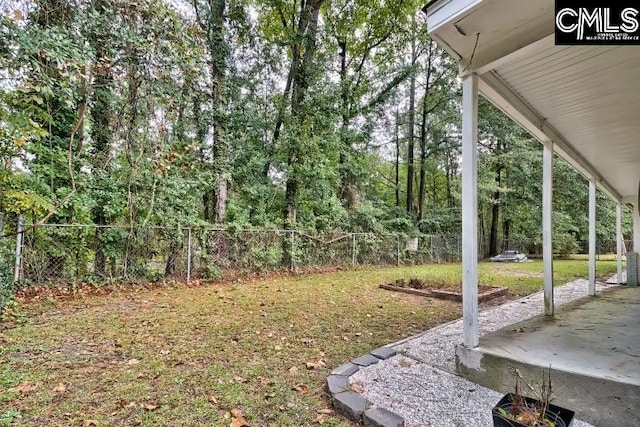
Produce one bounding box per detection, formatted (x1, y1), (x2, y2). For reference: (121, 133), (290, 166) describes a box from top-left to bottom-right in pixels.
(256, 376), (274, 386)
(8, 381), (39, 394)
(126, 358), (140, 366)
(315, 414), (326, 424)
(229, 408), (249, 427)
(288, 366), (299, 375)
(53, 383), (67, 393)
(293, 383), (309, 394)
(143, 402), (159, 411)
(83, 420), (98, 427)
(317, 408), (333, 415)
(206, 392), (218, 404)
(305, 360), (326, 370)
(230, 418), (249, 427)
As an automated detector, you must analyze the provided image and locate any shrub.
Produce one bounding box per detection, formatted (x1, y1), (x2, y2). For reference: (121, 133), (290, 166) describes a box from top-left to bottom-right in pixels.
(554, 233), (579, 257)
(0, 262), (14, 313)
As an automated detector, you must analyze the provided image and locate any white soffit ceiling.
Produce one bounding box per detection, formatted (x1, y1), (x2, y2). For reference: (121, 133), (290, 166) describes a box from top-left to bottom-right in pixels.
(495, 42), (640, 200)
(426, 0), (640, 201)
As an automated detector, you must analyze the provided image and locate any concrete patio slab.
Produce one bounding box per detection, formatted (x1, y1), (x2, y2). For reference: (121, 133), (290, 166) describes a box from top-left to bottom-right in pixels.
(457, 286), (640, 426)
(348, 277), (623, 427)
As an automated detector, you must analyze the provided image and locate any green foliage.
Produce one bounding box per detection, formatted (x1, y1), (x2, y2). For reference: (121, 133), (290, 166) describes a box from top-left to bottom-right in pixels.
(554, 233), (580, 258)
(0, 409), (21, 426)
(0, 252), (14, 313)
(0, 0), (628, 273)
(1, 188), (53, 216)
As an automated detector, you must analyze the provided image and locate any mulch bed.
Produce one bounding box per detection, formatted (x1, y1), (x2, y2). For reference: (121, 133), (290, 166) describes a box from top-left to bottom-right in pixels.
(380, 278), (507, 303)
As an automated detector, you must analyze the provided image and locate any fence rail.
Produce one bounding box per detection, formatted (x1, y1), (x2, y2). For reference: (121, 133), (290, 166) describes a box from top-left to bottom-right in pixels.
(0, 223), (625, 287)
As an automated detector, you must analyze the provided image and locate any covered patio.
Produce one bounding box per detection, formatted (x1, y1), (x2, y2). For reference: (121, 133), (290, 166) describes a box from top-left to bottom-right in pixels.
(424, 0), (640, 425)
(457, 285), (640, 425)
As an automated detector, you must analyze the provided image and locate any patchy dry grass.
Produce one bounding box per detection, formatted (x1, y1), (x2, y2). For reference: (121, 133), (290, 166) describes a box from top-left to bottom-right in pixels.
(0, 259), (619, 426)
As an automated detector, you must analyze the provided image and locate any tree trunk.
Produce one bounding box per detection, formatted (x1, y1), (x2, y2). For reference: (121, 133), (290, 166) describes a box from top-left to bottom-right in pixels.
(489, 167), (502, 256)
(406, 37), (416, 217)
(479, 211), (485, 256)
(503, 218), (511, 250)
(89, 0), (114, 276)
(199, 0), (229, 224)
(395, 108), (400, 211)
(445, 146), (454, 208)
(283, 0), (324, 230)
(338, 39), (354, 208)
(264, 68), (294, 178)
(281, 0), (325, 268)
(211, 0), (228, 224)
(417, 42), (434, 222)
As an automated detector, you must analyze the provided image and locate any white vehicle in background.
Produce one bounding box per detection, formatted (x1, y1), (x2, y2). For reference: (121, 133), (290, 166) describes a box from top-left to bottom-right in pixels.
(489, 250), (528, 263)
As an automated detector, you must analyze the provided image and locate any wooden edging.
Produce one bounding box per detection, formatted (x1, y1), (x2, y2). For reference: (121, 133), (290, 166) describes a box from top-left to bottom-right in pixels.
(379, 284), (434, 297)
(379, 284), (508, 303)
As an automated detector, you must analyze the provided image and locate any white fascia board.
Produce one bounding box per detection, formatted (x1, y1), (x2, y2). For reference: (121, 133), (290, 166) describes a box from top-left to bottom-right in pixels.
(478, 72), (622, 203)
(426, 0), (486, 33)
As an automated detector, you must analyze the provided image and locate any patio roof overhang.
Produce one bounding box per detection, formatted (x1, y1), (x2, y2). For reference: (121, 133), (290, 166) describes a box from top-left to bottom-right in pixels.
(425, 0), (640, 203)
(424, 0), (640, 349)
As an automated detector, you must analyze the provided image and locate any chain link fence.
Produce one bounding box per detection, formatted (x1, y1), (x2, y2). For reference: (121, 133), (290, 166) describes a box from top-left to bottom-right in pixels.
(4, 223), (627, 288)
(8, 224), (465, 286)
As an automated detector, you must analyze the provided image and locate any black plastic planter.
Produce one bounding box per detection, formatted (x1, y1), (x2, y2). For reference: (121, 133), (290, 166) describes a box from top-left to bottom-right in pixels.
(492, 393), (575, 427)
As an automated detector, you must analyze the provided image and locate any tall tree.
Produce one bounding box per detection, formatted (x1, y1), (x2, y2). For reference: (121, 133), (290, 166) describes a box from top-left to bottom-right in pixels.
(194, 0), (230, 224)
(405, 33), (417, 217)
(280, 0), (325, 228)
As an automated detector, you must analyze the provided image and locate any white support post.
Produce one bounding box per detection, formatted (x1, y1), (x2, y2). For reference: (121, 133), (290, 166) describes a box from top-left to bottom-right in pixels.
(461, 74), (479, 348)
(634, 203), (640, 255)
(616, 203), (622, 285)
(588, 179), (596, 295)
(542, 141), (554, 316)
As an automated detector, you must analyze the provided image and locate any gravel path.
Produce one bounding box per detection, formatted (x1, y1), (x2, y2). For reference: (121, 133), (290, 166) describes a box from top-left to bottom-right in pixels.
(350, 277), (620, 427)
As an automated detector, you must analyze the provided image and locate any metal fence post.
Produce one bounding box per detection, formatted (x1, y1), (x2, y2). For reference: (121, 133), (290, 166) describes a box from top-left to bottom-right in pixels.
(429, 235), (434, 261)
(396, 234), (400, 266)
(290, 230), (295, 272)
(14, 215), (24, 282)
(351, 233), (357, 266)
(187, 228), (192, 283)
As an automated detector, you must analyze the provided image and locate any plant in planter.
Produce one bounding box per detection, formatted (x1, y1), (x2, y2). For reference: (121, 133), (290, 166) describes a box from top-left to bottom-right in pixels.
(492, 369), (575, 427)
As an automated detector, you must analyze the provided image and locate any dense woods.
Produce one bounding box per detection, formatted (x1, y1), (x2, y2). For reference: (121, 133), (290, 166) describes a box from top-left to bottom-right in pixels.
(0, 0), (630, 266)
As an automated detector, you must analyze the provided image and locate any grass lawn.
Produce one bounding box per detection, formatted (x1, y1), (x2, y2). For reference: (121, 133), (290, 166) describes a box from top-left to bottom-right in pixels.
(0, 259), (619, 426)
